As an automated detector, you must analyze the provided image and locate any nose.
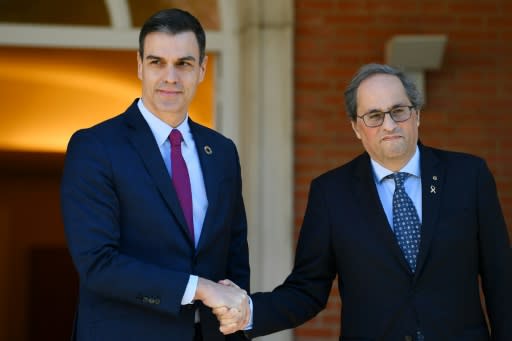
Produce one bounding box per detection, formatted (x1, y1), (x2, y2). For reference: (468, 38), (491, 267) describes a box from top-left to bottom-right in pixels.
(164, 65), (178, 83)
(381, 112), (398, 131)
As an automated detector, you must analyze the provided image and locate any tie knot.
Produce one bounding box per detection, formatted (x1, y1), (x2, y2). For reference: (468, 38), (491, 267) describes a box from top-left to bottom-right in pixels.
(169, 129), (183, 147)
(391, 172), (410, 188)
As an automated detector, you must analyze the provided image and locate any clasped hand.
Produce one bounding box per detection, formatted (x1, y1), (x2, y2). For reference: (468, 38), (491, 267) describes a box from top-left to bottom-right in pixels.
(196, 278), (250, 334)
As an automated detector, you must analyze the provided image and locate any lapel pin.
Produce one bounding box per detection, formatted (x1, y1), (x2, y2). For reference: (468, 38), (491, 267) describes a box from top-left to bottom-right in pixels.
(204, 145), (213, 155)
(432, 176), (438, 181)
(430, 185), (436, 194)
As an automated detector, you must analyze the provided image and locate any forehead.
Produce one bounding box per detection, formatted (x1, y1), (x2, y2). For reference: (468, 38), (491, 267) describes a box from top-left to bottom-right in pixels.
(143, 31), (200, 59)
(356, 73), (409, 112)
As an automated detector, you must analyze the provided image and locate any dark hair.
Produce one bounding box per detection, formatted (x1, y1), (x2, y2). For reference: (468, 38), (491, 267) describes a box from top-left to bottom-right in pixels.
(138, 8), (206, 63)
(344, 63), (424, 121)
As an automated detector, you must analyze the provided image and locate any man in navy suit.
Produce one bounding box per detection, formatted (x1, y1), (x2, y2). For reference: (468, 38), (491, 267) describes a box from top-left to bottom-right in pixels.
(216, 64), (511, 340)
(61, 8), (249, 341)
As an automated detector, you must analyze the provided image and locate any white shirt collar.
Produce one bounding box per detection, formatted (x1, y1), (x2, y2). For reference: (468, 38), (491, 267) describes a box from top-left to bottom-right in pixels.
(371, 146), (421, 183)
(137, 99), (192, 147)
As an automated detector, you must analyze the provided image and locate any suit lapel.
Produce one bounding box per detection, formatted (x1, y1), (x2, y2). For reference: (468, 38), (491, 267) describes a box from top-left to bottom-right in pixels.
(123, 102), (193, 244)
(414, 144), (444, 278)
(353, 154), (412, 273)
(188, 120), (220, 252)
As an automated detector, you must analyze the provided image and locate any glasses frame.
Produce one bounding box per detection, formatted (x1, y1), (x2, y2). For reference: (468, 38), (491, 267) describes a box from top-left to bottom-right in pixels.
(357, 105), (416, 128)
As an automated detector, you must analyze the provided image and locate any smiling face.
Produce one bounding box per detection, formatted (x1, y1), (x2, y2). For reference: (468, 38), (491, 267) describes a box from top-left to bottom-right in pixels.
(351, 73), (420, 171)
(137, 31), (207, 127)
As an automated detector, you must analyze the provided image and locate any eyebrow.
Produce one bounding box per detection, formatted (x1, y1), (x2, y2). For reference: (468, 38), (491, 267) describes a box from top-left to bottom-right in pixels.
(366, 103), (410, 114)
(145, 55), (197, 63)
(145, 54), (162, 61)
(178, 56), (196, 62)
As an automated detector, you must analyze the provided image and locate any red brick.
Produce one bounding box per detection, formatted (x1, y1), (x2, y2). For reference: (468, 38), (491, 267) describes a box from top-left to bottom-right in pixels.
(419, 1), (448, 13)
(458, 15), (485, 27)
(449, 30), (499, 41)
(336, 1), (365, 13)
(449, 2), (498, 14)
(294, 0), (512, 339)
(367, 0), (419, 13)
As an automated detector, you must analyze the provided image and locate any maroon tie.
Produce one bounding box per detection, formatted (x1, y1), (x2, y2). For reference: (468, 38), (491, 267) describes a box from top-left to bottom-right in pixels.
(170, 129), (194, 241)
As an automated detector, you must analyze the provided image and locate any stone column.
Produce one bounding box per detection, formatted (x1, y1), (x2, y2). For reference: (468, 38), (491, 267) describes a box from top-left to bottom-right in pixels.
(237, 1), (294, 341)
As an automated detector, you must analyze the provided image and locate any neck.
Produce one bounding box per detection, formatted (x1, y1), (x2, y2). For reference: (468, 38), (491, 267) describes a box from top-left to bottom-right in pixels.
(377, 158), (410, 173)
(139, 98), (187, 128)
(166, 115), (187, 128)
(154, 111), (187, 128)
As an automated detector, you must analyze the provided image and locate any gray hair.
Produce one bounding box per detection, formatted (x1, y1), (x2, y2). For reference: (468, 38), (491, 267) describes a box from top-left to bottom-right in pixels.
(344, 63), (424, 121)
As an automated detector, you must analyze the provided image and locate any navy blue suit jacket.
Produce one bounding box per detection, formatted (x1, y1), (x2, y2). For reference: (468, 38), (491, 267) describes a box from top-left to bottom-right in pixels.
(61, 100), (250, 341)
(250, 144), (511, 341)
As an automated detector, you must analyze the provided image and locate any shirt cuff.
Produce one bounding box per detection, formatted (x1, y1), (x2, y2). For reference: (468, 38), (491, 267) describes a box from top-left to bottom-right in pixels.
(244, 296), (254, 330)
(181, 275), (198, 305)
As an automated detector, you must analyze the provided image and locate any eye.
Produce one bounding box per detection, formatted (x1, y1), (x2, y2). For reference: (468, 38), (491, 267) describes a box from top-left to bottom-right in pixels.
(177, 60), (193, 67)
(391, 107), (405, 114)
(367, 112), (384, 121)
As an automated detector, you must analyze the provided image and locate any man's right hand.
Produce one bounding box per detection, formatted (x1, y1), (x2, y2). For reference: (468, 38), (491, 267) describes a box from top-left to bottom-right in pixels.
(194, 278), (250, 334)
(195, 277), (246, 308)
(213, 279), (251, 334)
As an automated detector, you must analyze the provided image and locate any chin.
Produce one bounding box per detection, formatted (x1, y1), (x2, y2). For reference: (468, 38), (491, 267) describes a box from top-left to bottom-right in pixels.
(384, 144), (406, 154)
(157, 103), (183, 114)
(384, 149), (409, 161)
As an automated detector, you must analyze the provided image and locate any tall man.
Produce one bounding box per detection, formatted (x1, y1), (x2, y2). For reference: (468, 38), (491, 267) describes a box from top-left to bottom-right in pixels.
(61, 8), (249, 341)
(217, 63), (511, 340)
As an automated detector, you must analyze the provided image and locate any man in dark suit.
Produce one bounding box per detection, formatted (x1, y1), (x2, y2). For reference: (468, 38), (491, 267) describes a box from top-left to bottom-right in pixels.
(216, 63), (511, 340)
(61, 8), (249, 341)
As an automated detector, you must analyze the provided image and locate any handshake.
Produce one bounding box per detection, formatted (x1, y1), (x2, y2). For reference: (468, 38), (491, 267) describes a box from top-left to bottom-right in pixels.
(195, 278), (251, 335)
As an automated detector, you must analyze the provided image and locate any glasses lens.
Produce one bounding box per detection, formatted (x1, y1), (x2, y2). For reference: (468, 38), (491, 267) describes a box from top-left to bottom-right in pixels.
(361, 106), (413, 127)
(390, 107), (412, 122)
(364, 112), (384, 127)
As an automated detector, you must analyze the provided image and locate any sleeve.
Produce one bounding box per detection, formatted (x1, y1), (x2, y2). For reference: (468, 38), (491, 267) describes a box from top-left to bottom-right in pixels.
(61, 129), (190, 317)
(249, 178), (337, 337)
(181, 275), (198, 304)
(475, 159), (512, 340)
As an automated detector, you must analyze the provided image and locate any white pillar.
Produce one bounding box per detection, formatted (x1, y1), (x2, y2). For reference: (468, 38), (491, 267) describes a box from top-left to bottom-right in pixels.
(236, 1), (294, 340)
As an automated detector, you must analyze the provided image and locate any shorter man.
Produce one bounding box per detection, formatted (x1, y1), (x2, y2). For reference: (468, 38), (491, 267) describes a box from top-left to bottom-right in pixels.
(216, 63), (512, 341)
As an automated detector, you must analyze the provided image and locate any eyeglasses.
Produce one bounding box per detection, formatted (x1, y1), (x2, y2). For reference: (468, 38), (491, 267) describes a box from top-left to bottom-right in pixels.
(357, 105), (415, 128)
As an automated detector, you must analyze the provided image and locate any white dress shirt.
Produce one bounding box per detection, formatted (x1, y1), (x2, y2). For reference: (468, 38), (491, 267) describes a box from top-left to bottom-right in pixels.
(137, 99), (208, 305)
(371, 146), (423, 228)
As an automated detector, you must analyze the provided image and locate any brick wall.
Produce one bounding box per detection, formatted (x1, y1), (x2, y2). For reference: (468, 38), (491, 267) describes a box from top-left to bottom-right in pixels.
(294, 0), (512, 340)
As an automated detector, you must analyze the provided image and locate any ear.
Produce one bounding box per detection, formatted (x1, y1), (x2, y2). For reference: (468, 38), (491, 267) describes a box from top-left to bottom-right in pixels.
(199, 55), (208, 82)
(137, 52), (142, 80)
(416, 110), (421, 127)
(351, 120), (362, 140)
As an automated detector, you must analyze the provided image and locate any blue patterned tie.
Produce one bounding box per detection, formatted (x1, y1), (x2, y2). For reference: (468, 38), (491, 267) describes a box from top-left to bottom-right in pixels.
(391, 172), (421, 272)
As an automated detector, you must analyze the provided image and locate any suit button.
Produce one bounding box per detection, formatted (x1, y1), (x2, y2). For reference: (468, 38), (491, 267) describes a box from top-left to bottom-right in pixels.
(404, 336), (413, 341)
